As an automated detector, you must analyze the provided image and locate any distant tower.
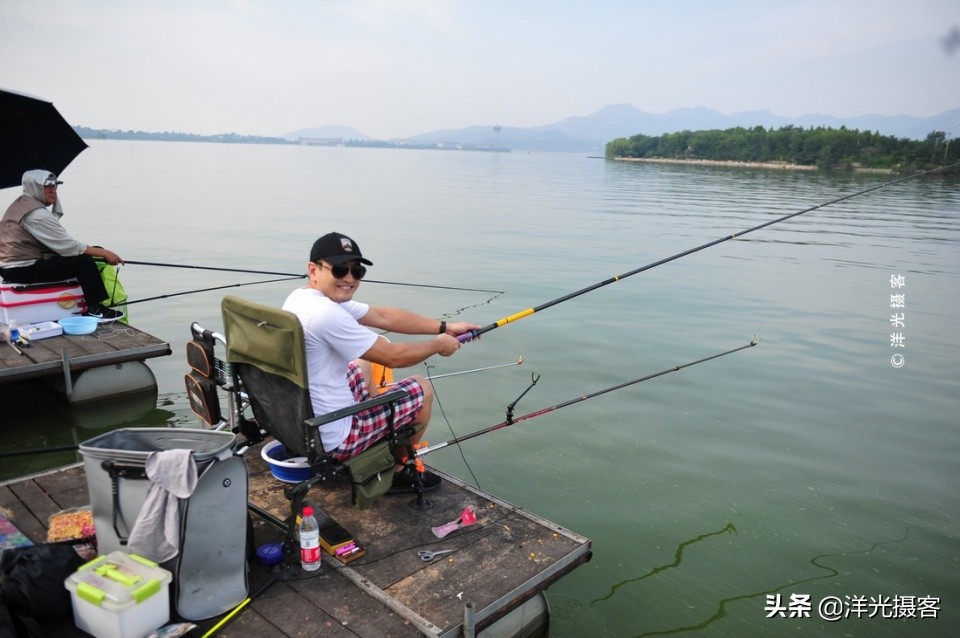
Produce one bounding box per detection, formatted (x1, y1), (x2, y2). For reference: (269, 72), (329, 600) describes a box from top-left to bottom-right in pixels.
(493, 125), (502, 147)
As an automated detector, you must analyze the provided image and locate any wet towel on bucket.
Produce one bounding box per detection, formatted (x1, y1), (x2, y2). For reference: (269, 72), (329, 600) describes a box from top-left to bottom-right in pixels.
(126, 449), (198, 561)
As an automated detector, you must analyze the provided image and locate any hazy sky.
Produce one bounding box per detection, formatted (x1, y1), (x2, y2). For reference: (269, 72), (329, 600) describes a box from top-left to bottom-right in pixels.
(2, 1), (958, 140)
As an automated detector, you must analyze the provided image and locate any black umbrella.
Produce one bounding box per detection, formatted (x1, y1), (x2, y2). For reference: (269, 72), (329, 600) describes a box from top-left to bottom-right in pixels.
(0, 88), (88, 189)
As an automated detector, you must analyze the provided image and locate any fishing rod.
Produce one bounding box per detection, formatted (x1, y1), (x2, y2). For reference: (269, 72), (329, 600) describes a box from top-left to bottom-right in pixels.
(199, 575), (280, 638)
(125, 260), (503, 294)
(0, 443), (79, 458)
(415, 338), (759, 457)
(125, 260), (300, 277)
(458, 164), (958, 343)
(122, 276), (303, 306)
(380, 357), (526, 387)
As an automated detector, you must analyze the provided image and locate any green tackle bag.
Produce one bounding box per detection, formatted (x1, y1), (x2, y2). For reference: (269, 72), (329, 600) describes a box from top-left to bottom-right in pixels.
(341, 440), (395, 509)
(96, 262), (129, 324)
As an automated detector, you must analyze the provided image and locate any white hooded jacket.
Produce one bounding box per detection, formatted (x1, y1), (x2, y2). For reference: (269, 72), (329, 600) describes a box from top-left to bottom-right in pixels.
(0, 170), (87, 267)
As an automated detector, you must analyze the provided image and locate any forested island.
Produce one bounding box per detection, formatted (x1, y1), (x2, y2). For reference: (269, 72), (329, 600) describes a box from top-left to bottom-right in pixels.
(606, 126), (958, 173)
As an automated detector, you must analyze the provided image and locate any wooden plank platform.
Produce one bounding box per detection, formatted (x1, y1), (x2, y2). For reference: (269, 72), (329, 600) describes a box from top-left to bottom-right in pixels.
(0, 322), (171, 383)
(0, 439), (591, 637)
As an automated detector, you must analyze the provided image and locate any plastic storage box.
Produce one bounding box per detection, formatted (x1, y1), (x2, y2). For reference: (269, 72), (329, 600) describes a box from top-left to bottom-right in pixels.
(78, 428), (236, 555)
(20, 320), (63, 340)
(65, 551), (172, 638)
(0, 280), (85, 324)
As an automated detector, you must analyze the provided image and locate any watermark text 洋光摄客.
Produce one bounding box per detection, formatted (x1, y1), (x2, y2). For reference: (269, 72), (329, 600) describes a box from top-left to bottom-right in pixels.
(765, 593), (939, 621)
(890, 274), (906, 368)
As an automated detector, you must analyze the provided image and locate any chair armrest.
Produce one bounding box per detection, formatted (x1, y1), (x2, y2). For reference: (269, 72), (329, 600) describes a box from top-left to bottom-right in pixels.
(305, 390), (409, 428)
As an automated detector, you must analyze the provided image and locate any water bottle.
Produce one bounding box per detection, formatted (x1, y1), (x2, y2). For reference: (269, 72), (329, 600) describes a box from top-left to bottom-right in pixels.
(299, 505), (321, 571)
(8, 320), (18, 343)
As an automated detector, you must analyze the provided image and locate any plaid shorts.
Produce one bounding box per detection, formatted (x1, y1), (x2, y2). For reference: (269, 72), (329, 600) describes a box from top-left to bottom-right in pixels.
(328, 362), (425, 461)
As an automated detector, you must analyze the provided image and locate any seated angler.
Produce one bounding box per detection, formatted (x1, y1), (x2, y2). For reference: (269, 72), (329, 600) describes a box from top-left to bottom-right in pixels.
(0, 170), (125, 319)
(282, 232), (480, 493)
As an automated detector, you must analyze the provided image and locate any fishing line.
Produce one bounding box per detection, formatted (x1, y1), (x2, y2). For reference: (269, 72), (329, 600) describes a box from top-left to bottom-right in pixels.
(423, 364), (482, 489)
(417, 338), (759, 457)
(125, 260), (503, 294)
(440, 289), (506, 320)
(106, 265), (121, 310)
(365, 279), (503, 295)
(458, 163), (959, 343)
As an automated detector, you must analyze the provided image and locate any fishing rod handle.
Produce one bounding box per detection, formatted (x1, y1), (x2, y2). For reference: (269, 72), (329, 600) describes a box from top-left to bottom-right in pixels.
(459, 307), (536, 343)
(458, 326), (493, 343)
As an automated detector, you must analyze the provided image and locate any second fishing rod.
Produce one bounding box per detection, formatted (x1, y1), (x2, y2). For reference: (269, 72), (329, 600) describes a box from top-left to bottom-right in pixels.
(124, 260), (502, 294)
(415, 338), (760, 457)
(458, 165), (956, 343)
(118, 260), (505, 308)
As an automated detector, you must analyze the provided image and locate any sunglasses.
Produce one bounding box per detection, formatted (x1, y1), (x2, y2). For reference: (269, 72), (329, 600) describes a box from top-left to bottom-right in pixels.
(317, 262), (366, 280)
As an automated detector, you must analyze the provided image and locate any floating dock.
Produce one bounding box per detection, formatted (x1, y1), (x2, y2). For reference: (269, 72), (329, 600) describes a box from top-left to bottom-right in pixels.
(0, 438), (592, 637)
(0, 323), (170, 403)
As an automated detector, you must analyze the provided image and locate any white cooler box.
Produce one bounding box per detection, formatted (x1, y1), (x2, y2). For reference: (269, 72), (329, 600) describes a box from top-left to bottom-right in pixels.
(64, 551), (172, 638)
(0, 279), (85, 324)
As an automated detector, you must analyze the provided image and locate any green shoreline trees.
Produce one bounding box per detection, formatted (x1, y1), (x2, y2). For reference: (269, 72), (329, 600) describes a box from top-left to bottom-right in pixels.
(606, 126), (958, 172)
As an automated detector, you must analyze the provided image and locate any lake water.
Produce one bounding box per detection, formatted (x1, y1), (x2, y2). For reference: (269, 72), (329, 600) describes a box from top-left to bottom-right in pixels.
(2, 141), (958, 636)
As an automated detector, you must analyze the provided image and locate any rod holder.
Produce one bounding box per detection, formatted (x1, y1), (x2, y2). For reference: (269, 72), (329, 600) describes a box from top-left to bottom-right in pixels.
(61, 348), (73, 399)
(463, 601), (476, 638)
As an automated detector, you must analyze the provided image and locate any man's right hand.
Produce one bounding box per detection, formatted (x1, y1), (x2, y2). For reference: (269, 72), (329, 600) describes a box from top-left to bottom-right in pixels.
(86, 246), (124, 265)
(101, 249), (124, 266)
(436, 334), (461, 357)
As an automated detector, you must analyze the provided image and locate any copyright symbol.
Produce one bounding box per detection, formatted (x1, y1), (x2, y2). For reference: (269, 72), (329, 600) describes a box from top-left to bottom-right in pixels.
(890, 353), (905, 368)
(818, 596), (843, 622)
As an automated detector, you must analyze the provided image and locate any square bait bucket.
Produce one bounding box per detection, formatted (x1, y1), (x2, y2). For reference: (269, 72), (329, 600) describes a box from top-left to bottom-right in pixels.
(79, 428), (236, 555)
(65, 551), (172, 638)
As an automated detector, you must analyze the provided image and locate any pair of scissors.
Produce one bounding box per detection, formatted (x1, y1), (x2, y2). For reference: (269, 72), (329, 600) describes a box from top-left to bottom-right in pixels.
(418, 549), (455, 562)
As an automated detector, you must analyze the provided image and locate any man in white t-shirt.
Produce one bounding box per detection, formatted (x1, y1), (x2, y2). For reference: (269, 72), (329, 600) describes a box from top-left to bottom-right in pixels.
(283, 232), (479, 493)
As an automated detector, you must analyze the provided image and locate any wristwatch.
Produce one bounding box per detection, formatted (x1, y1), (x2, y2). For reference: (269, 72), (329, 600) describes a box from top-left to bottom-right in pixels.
(438, 321), (447, 334)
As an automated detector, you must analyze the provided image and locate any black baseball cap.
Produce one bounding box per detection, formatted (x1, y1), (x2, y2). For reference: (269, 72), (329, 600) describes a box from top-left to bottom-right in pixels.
(309, 232), (373, 266)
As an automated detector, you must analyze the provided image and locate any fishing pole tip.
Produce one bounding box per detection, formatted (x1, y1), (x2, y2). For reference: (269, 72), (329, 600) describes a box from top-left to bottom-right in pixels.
(750, 335), (761, 346)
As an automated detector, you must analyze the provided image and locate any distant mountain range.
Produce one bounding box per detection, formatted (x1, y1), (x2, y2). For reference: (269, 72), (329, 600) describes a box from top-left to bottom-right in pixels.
(282, 104), (960, 154)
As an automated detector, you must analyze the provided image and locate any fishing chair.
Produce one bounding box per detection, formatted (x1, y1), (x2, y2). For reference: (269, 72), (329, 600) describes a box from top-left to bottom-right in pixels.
(218, 295), (434, 544)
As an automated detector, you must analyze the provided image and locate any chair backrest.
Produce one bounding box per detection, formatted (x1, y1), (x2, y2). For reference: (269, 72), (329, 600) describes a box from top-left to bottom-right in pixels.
(221, 294), (318, 459)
